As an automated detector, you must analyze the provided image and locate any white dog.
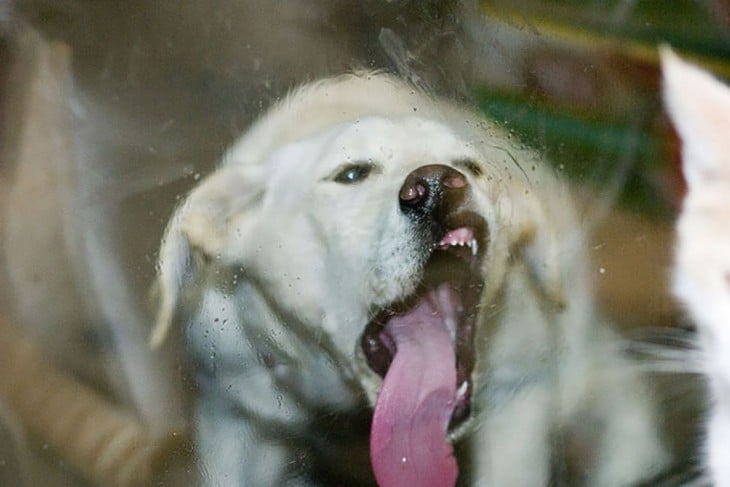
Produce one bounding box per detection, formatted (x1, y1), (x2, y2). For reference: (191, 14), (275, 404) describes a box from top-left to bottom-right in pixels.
(664, 48), (730, 486)
(152, 72), (668, 485)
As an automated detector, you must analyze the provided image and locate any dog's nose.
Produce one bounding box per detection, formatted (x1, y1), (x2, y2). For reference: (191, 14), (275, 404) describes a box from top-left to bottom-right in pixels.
(399, 164), (467, 219)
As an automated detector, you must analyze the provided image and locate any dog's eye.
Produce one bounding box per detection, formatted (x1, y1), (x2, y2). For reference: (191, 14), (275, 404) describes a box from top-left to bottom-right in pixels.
(333, 163), (374, 184)
(454, 158), (483, 177)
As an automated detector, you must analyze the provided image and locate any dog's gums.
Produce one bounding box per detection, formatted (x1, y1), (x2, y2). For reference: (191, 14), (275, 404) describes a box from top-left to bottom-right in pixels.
(362, 222), (486, 486)
(439, 227), (479, 257)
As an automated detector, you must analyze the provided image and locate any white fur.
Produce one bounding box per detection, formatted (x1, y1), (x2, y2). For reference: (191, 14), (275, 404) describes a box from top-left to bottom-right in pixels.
(663, 47), (730, 485)
(155, 72), (667, 485)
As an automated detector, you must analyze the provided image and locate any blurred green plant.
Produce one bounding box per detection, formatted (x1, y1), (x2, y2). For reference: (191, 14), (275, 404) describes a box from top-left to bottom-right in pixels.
(475, 0), (730, 216)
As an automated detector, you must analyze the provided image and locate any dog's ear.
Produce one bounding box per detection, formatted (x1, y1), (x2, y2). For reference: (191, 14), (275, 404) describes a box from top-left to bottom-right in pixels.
(511, 187), (568, 310)
(519, 218), (567, 310)
(661, 46), (730, 188)
(481, 190), (567, 311)
(150, 166), (264, 347)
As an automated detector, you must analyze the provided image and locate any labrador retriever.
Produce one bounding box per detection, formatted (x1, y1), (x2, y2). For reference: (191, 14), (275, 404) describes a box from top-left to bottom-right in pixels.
(152, 72), (667, 486)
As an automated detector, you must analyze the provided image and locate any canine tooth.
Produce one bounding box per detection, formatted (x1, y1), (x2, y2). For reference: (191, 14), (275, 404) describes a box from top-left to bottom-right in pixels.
(471, 238), (478, 256)
(456, 381), (468, 399)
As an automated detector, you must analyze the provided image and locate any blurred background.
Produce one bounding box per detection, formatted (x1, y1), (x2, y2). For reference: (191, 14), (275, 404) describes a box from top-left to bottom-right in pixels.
(1, 1), (728, 485)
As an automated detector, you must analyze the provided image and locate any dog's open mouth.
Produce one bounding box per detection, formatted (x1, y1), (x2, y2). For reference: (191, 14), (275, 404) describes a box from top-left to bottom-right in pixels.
(361, 212), (487, 486)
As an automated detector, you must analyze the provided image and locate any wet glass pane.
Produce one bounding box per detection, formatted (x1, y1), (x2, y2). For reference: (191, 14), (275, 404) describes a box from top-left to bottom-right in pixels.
(0, 2), (722, 485)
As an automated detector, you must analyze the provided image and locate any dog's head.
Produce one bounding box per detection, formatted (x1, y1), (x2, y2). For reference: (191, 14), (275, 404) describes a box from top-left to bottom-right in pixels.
(151, 72), (570, 482)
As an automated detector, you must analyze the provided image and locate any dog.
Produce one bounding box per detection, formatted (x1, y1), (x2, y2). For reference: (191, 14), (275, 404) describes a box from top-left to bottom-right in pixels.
(152, 72), (668, 486)
(664, 48), (730, 486)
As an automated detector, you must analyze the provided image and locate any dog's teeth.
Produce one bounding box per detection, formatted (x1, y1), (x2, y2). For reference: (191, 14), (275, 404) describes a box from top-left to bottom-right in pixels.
(471, 238), (478, 256)
(456, 381), (468, 400)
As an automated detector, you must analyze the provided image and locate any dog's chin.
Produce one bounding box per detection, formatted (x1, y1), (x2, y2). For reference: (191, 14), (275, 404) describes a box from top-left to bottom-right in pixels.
(360, 210), (488, 436)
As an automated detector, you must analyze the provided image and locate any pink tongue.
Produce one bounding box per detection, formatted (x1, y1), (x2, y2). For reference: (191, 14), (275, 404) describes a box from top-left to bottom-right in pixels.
(370, 284), (459, 487)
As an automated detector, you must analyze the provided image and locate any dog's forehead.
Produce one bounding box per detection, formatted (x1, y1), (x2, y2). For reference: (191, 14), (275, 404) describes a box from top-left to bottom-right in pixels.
(324, 116), (478, 170)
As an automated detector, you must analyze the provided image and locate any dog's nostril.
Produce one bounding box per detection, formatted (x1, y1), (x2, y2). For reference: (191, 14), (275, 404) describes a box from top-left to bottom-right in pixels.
(399, 182), (427, 203)
(443, 174), (466, 190)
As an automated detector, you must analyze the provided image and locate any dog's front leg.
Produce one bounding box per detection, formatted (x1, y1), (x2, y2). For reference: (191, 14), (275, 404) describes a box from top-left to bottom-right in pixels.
(469, 380), (554, 486)
(580, 366), (668, 486)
